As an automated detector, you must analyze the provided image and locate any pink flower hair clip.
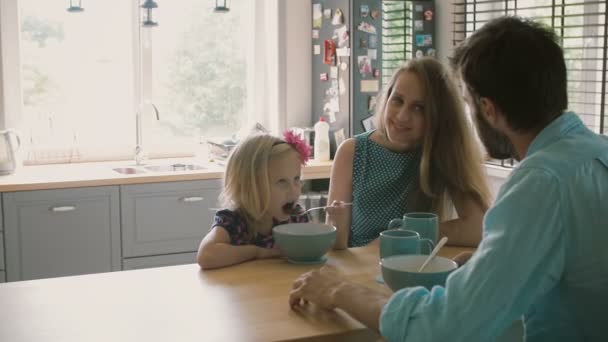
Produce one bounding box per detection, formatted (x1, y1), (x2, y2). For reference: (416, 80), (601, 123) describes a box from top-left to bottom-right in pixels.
(283, 130), (312, 165)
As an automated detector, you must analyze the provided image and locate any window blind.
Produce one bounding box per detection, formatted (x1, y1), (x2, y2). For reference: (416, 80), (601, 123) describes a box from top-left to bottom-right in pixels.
(382, 1), (413, 84)
(453, 0), (608, 136)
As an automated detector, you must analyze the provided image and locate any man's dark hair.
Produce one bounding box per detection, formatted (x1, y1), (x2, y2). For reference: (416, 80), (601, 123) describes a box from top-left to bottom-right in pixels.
(451, 16), (568, 132)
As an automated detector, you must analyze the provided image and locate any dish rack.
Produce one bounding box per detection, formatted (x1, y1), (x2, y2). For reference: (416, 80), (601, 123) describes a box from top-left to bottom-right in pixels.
(207, 140), (237, 161)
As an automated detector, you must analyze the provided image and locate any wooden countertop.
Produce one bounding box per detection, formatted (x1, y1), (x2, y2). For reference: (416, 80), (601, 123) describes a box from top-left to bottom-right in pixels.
(0, 244), (472, 342)
(0, 159), (333, 192)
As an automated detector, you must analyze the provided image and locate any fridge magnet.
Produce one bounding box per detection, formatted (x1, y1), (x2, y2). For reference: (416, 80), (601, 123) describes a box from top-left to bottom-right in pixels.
(357, 21), (376, 34)
(415, 4), (423, 12)
(312, 29), (319, 39)
(414, 20), (424, 31)
(340, 62), (348, 71)
(336, 47), (350, 57)
(373, 68), (380, 78)
(323, 8), (331, 19)
(330, 66), (338, 79)
(320, 73), (328, 81)
(368, 95), (377, 112)
(361, 80), (379, 93)
(324, 39), (337, 65)
(415, 34), (433, 47)
(326, 99), (339, 118)
(424, 9), (434, 21)
(314, 45), (321, 55)
(332, 8), (344, 25)
(313, 4), (323, 28)
(360, 4), (369, 18)
(371, 9), (380, 20)
(334, 128), (346, 147)
(323, 101), (332, 116)
(327, 82), (339, 98)
(334, 26), (349, 48)
(368, 48), (377, 60)
(369, 35), (377, 49)
(415, 50), (424, 58)
(426, 48), (436, 57)
(361, 116), (377, 132)
(358, 56), (372, 76)
(328, 111), (337, 123)
(359, 37), (368, 48)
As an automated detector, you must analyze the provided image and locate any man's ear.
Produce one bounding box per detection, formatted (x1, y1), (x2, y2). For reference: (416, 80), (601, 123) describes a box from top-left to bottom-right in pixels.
(479, 97), (500, 128)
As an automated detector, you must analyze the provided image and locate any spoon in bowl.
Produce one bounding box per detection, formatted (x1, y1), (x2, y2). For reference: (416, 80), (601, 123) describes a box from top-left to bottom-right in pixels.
(418, 236), (448, 272)
(298, 202), (352, 217)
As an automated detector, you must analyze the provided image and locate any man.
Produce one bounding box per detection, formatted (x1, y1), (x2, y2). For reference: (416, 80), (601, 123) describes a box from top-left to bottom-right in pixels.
(288, 16), (608, 341)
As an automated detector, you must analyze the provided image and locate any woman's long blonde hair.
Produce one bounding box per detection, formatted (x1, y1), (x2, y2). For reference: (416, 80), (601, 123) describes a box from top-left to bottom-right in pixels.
(220, 134), (296, 239)
(375, 57), (491, 218)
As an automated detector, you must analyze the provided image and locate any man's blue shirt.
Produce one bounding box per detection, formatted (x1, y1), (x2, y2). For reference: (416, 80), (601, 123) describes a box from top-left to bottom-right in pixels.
(380, 112), (608, 341)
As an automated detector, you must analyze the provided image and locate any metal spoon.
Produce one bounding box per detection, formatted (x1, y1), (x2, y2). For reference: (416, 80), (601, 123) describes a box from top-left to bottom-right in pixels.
(418, 236), (448, 272)
(298, 202), (352, 216)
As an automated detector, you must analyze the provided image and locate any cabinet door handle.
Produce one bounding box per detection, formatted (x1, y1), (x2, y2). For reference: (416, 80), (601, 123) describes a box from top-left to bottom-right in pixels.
(50, 206), (76, 212)
(180, 196), (203, 203)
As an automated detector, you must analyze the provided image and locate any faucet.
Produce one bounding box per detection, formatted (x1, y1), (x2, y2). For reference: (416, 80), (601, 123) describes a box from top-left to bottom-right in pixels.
(135, 102), (160, 165)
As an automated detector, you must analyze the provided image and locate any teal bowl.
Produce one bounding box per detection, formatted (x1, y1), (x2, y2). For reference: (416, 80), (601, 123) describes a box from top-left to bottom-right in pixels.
(380, 254), (458, 291)
(273, 223), (337, 264)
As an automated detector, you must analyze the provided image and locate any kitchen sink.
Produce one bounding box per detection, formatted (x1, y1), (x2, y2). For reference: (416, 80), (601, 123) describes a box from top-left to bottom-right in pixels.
(143, 163), (206, 172)
(113, 167), (146, 175)
(112, 163), (206, 175)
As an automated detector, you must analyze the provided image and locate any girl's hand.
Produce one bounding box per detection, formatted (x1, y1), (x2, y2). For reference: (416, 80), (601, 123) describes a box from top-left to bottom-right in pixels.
(325, 200), (350, 224)
(256, 245), (281, 259)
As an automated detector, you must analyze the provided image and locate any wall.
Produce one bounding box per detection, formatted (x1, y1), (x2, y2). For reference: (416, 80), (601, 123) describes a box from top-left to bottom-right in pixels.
(283, 1), (313, 129)
(435, 1), (453, 64)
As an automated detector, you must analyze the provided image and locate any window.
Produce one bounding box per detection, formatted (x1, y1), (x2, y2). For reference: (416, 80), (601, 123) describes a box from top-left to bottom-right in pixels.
(382, 1), (413, 83)
(1, 0), (253, 164)
(453, 0), (608, 136)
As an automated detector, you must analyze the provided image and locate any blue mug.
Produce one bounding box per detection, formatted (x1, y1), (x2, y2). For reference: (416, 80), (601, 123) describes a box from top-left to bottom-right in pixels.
(388, 212), (438, 243)
(379, 229), (434, 259)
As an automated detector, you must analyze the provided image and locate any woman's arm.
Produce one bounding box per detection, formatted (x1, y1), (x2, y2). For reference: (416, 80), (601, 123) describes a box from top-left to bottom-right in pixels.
(326, 139), (355, 250)
(197, 227), (279, 270)
(440, 189), (487, 247)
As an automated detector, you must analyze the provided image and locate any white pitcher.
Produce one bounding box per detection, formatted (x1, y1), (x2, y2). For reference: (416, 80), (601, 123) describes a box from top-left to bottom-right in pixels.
(0, 129), (21, 175)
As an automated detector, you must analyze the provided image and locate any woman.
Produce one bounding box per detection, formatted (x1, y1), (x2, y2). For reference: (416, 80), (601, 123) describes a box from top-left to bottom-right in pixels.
(327, 57), (491, 248)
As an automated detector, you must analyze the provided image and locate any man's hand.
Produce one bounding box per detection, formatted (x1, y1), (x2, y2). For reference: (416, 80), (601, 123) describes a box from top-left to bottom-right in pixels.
(289, 266), (345, 310)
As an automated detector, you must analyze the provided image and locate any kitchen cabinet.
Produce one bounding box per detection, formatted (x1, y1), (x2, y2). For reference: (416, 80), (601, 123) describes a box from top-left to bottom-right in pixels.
(121, 180), (221, 268)
(122, 252), (198, 270)
(3, 186), (121, 281)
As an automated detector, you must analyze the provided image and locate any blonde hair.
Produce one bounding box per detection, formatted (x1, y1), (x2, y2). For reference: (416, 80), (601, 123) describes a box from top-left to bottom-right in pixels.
(375, 57), (491, 218)
(220, 134), (298, 239)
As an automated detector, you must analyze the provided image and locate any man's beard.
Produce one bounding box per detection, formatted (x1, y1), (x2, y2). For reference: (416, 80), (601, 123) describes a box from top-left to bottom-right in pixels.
(472, 104), (516, 160)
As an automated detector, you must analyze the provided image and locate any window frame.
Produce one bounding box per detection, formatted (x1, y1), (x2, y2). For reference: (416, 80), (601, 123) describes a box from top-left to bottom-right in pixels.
(452, 0), (608, 136)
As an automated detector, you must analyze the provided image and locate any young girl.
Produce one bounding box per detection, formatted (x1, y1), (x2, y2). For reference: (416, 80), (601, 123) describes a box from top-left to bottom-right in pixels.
(197, 131), (311, 270)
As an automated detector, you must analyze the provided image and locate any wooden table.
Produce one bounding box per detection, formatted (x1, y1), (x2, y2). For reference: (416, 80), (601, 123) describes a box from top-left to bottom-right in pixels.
(0, 244), (472, 342)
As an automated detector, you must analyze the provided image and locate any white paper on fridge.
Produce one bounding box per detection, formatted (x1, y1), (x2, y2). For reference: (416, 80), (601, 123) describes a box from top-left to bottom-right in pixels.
(330, 66), (338, 79)
(360, 80), (379, 93)
(336, 47), (350, 57)
(314, 45), (321, 55)
(334, 128), (346, 147)
(368, 49), (377, 60)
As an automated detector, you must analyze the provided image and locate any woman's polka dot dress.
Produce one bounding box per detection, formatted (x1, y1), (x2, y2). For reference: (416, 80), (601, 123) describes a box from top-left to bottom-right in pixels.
(349, 131), (421, 247)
